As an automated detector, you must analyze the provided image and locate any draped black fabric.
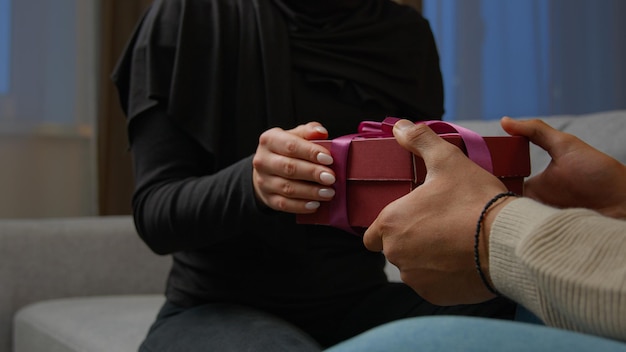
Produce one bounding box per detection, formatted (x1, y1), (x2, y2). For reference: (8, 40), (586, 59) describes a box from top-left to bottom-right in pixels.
(276, 0), (443, 119)
(106, 2), (521, 348)
(112, 0), (443, 169)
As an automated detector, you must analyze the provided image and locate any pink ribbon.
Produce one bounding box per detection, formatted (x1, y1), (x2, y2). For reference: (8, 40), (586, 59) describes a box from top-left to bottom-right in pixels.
(329, 117), (493, 235)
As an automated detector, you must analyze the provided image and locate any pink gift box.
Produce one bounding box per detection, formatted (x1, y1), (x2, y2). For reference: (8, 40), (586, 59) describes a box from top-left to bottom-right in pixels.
(296, 120), (530, 232)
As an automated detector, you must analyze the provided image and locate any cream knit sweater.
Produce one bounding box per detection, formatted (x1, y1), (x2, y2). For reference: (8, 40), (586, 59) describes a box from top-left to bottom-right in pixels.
(490, 198), (626, 342)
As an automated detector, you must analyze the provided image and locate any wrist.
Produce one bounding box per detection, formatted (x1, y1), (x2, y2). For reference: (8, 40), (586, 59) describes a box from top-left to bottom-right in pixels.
(482, 196), (517, 245)
(474, 192), (519, 295)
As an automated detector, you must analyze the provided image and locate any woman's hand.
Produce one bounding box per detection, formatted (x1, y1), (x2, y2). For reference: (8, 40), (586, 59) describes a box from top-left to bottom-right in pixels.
(502, 117), (626, 218)
(363, 120), (509, 305)
(252, 122), (337, 214)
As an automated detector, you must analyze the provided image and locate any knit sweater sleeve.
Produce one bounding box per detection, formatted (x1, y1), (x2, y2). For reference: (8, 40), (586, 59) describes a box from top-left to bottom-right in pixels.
(489, 197), (626, 342)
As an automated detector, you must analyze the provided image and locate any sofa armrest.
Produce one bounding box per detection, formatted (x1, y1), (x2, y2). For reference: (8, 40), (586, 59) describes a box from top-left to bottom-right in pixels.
(0, 216), (170, 352)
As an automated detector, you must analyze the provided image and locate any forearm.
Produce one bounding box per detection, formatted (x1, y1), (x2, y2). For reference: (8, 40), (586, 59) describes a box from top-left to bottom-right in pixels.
(132, 155), (271, 254)
(129, 107), (273, 254)
(489, 198), (626, 341)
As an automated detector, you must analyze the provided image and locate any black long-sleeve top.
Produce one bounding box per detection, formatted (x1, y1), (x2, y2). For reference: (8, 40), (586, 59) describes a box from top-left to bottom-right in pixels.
(112, 0), (443, 329)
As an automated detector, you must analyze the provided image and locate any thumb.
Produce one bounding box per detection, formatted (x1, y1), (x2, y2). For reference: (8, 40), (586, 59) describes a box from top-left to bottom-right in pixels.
(500, 117), (561, 156)
(393, 120), (452, 166)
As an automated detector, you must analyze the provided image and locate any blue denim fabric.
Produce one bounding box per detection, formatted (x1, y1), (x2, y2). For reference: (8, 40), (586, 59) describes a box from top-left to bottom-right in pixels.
(325, 316), (626, 352)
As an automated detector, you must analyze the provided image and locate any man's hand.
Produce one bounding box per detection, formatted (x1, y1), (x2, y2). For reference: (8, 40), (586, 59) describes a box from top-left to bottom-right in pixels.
(502, 117), (626, 218)
(364, 120), (508, 305)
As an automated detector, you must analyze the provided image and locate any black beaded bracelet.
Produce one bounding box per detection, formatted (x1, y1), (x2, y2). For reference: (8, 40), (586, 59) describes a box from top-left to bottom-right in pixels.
(474, 191), (518, 295)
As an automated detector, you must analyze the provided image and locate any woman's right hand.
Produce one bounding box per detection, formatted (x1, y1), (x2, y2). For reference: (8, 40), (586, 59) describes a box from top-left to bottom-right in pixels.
(502, 117), (626, 218)
(252, 122), (337, 214)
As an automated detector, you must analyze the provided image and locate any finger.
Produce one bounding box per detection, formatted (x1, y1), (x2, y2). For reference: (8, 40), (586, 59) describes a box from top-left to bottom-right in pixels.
(288, 122), (330, 141)
(290, 122), (334, 165)
(392, 119), (459, 169)
(253, 152), (336, 186)
(500, 117), (563, 152)
(501, 116), (592, 162)
(258, 127), (334, 166)
(256, 174), (336, 201)
(262, 192), (324, 214)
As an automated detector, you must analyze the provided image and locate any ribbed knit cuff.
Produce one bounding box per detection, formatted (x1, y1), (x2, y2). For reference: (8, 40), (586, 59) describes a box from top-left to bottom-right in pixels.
(488, 198), (561, 314)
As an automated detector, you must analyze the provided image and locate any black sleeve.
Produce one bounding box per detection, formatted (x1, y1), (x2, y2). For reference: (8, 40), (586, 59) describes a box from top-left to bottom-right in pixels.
(128, 106), (271, 255)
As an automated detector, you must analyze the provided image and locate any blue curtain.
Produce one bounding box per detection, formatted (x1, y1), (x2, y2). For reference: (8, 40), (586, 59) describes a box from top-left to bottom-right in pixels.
(0, 0), (10, 94)
(423, 0), (626, 120)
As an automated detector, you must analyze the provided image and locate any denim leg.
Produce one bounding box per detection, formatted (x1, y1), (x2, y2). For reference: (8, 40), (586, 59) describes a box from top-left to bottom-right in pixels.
(325, 316), (626, 352)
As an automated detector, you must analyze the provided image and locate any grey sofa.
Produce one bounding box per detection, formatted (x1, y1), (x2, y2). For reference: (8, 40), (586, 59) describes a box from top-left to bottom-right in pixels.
(2, 110), (625, 352)
(1, 217), (170, 352)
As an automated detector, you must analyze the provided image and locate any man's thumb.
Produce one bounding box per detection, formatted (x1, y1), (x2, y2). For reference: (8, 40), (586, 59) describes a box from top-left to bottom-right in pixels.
(393, 120), (445, 163)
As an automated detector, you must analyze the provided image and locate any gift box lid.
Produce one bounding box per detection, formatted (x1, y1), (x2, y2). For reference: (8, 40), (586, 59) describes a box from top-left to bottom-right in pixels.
(313, 135), (530, 182)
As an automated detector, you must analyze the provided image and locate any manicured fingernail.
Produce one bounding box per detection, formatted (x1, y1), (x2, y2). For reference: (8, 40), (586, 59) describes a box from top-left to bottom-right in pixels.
(317, 152), (333, 165)
(314, 126), (328, 134)
(394, 119), (414, 131)
(305, 201), (320, 210)
(320, 172), (336, 185)
(318, 188), (335, 198)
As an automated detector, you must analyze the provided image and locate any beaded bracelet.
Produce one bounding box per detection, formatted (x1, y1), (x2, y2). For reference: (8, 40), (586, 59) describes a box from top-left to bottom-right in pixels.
(474, 191), (518, 295)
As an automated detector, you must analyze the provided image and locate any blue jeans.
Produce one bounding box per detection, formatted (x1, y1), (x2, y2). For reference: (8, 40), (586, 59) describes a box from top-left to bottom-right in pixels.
(325, 316), (626, 352)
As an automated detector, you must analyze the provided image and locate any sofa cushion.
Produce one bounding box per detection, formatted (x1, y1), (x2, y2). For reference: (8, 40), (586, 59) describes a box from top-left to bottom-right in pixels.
(13, 295), (164, 352)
